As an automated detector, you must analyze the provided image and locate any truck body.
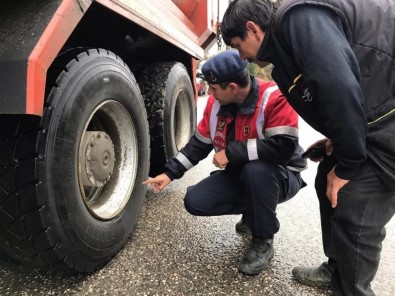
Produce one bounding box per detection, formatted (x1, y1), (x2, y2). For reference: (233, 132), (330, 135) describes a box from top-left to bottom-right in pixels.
(0, 0), (221, 272)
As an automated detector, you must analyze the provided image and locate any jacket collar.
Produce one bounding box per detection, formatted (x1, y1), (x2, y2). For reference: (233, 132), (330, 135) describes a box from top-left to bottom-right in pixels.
(256, 30), (278, 65)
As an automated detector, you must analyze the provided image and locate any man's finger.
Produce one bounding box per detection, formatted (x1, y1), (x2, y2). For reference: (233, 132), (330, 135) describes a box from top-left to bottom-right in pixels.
(142, 178), (155, 185)
(329, 190), (338, 208)
(326, 179), (338, 208)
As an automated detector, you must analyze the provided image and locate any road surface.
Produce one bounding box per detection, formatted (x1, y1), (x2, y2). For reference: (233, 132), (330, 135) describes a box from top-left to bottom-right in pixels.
(0, 95), (394, 296)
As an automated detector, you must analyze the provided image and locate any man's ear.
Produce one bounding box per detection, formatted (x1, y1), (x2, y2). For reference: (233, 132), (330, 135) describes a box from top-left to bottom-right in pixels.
(228, 82), (239, 93)
(246, 21), (262, 39)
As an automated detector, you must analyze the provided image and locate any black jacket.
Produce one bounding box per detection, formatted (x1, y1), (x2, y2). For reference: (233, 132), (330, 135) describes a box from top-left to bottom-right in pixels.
(259, 0), (395, 187)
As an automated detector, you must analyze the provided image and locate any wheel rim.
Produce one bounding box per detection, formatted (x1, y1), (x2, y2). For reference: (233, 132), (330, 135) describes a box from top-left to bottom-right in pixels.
(174, 89), (192, 151)
(78, 100), (138, 220)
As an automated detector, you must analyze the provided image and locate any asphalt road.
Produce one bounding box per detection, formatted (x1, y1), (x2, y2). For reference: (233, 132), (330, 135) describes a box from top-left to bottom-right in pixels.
(0, 95), (394, 296)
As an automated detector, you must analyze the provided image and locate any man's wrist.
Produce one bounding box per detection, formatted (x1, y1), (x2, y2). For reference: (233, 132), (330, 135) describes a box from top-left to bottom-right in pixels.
(164, 171), (175, 181)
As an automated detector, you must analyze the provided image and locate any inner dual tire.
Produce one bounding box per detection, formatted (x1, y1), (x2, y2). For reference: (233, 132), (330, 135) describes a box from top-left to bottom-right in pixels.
(139, 62), (196, 177)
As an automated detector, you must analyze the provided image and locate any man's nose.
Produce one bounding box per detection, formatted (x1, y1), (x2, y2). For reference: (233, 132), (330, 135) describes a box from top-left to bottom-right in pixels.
(238, 52), (247, 61)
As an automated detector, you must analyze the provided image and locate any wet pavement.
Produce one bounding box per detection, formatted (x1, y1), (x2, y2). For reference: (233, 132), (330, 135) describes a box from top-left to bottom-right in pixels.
(0, 95), (394, 295)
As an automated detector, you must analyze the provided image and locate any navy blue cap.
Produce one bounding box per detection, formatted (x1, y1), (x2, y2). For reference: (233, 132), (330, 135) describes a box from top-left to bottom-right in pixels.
(202, 50), (248, 84)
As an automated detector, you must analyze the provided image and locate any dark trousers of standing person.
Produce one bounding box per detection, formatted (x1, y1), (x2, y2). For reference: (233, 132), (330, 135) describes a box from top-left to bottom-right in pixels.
(315, 155), (395, 296)
(183, 160), (304, 239)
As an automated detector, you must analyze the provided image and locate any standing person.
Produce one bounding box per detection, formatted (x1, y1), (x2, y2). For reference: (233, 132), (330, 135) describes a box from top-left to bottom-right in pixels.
(143, 50), (306, 275)
(220, 0), (395, 295)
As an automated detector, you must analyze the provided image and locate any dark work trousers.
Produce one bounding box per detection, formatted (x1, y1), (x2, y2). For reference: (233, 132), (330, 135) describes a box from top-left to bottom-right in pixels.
(183, 160), (304, 239)
(315, 155), (395, 296)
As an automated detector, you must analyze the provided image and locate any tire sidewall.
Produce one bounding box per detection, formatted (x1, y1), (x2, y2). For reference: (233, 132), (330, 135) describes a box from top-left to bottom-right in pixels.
(45, 56), (149, 260)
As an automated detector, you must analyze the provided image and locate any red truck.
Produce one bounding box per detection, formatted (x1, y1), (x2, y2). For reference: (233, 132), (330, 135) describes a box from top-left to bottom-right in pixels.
(0, 0), (221, 273)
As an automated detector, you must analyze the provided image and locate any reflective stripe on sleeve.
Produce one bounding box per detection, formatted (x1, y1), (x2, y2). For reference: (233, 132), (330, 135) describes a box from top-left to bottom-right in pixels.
(247, 139), (259, 161)
(195, 130), (212, 144)
(265, 126), (299, 138)
(175, 152), (194, 170)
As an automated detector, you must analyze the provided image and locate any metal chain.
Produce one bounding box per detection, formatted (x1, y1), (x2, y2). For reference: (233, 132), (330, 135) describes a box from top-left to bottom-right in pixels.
(217, 24), (222, 51)
(216, 0), (222, 51)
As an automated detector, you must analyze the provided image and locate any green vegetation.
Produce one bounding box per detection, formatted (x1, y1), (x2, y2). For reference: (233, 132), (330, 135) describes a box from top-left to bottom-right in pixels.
(247, 62), (273, 81)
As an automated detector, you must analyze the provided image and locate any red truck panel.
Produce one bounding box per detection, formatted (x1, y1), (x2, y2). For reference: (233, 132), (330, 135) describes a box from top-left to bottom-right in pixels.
(27, 0), (89, 115)
(1, 0), (220, 116)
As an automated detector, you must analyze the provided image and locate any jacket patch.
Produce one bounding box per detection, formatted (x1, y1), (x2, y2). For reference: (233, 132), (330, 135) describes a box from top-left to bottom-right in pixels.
(244, 125), (250, 137)
(302, 86), (313, 102)
(217, 120), (226, 131)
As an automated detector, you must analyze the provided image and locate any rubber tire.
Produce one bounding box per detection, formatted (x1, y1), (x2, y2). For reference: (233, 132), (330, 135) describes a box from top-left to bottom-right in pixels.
(0, 49), (149, 273)
(138, 62), (196, 177)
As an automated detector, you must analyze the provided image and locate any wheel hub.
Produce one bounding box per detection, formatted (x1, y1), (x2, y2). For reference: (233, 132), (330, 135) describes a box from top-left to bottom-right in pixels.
(80, 131), (115, 187)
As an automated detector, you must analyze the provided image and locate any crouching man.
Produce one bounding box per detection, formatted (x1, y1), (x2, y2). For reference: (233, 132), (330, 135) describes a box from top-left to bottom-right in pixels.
(143, 50), (306, 275)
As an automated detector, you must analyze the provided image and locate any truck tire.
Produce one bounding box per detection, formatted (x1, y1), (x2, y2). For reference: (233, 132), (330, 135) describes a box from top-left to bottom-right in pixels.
(0, 49), (149, 273)
(138, 62), (196, 177)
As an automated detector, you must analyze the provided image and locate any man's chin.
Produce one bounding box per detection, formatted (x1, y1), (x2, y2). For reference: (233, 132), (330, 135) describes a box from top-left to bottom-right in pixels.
(253, 60), (270, 67)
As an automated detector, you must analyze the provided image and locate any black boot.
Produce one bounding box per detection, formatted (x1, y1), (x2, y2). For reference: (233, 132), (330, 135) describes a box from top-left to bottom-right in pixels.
(235, 215), (251, 235)
(292, 262), (332, 288)
(238, 237), (274, 275)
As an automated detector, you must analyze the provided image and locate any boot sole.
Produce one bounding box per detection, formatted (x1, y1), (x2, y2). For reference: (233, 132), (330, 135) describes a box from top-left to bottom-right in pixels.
(238, 250), (274, 275)
(238, 263), (268, 275)
(292, 275), (331, 288)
